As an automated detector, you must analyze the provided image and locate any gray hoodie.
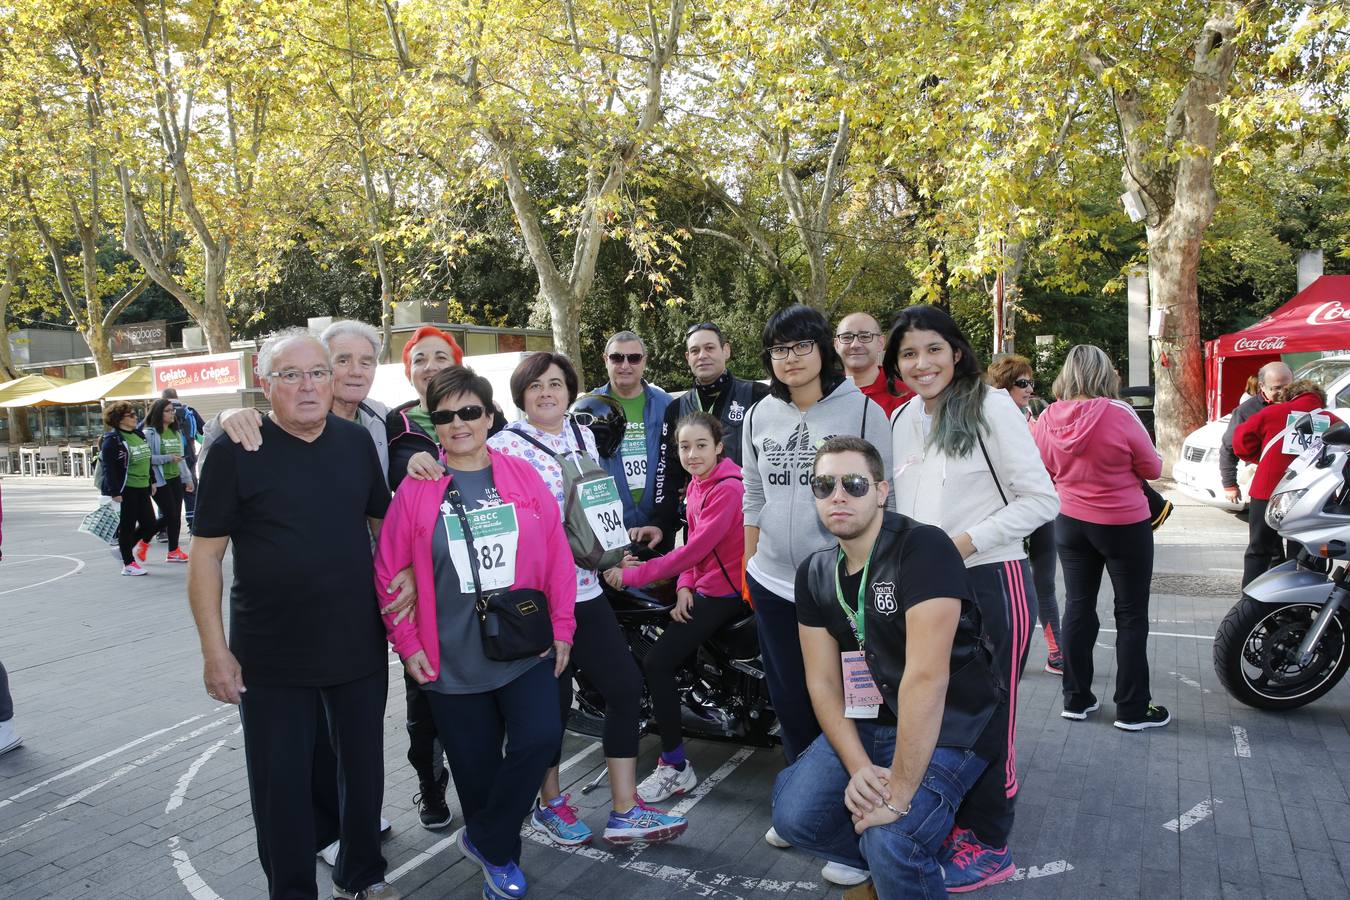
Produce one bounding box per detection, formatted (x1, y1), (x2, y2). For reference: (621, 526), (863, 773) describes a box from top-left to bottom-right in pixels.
(742, 377), (893, 599)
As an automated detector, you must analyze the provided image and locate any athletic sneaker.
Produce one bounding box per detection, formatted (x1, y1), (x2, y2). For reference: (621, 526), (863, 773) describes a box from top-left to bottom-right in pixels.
(1061, 699), (1100, 720)
(0, 720), (22, 756)
(944, 837), (1015, 892)
(603, 796), (688, 845)
(457, 827), (526, 899)
(1114, 704), (1171, 731)
(121, 562), (148, 576)
(637, 760), (697, 803)
(166, 548), (189, 563)
(318, 819), (392, 866)
(531, 794), (592, 845)
(134, 540), (150, 562)
(332, 880), (400, 899)
(821, 861), (870, 886)
(414, 772), (452, 829)
(764, 826), (791, 848)
(939, 825), (975, 865)
(1043, 624), (1063, 675)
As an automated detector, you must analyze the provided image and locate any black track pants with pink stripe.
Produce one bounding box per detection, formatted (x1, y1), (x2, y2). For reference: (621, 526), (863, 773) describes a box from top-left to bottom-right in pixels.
(954, 558), (1034, 849)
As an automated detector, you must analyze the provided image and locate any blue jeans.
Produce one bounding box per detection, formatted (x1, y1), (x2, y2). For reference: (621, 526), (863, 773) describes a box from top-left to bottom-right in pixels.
(771, 725), (988, 899)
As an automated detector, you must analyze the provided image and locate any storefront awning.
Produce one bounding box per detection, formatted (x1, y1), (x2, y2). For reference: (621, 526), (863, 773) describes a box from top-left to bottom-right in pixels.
(0, 373), (75, 407)
(7, 367), (157, 407)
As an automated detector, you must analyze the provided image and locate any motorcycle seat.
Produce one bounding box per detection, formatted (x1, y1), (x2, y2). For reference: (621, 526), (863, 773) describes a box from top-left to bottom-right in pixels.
(711, 608), (760, 661)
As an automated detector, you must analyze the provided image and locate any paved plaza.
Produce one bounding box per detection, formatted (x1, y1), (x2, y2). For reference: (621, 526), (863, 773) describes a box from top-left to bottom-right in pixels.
(2, 476), (1350, 899)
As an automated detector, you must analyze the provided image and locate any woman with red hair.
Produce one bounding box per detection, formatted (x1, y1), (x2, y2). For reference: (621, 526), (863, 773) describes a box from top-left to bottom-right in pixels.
(386, 325), (464, 490)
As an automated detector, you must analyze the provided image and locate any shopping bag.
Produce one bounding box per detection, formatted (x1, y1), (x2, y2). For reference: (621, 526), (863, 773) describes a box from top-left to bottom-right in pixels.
(79, 502), (121, 545)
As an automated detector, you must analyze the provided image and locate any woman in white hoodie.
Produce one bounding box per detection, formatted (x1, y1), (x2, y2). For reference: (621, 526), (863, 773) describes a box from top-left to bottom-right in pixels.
(883, 305), (1058, 894)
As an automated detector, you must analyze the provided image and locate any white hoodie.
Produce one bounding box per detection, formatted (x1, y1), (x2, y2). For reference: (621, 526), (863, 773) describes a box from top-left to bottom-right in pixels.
(889, 388), (1058, 568)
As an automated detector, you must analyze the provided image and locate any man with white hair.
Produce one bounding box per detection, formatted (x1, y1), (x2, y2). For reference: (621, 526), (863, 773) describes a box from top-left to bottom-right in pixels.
(189, 328), (400, 900)
(1220, 361), (1293, 504)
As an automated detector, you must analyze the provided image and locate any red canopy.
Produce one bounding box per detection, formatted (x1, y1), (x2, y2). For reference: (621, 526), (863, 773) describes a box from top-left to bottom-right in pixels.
(1206, 275), (1350, 419)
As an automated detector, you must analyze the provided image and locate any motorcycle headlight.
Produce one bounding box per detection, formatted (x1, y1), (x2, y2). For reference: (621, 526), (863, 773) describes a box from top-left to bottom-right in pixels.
(1267, 489), (1307, 525)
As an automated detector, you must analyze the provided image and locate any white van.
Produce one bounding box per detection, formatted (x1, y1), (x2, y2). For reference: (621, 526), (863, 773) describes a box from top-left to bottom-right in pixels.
(1173, 356), (1350, 511)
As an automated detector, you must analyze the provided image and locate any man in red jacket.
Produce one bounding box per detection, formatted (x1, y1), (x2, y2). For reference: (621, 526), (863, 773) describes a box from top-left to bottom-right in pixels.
(1232, 380), (1341, 586)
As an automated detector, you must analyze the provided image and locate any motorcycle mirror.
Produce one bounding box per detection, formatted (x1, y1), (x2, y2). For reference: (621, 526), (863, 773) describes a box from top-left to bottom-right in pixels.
(1324, 422), (1350, 446)
(1293, 413), (1315, 435)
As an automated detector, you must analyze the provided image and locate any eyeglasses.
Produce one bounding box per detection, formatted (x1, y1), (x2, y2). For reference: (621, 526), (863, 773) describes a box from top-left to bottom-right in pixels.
(268, 368), (332, 385)
(810, 473), (875, 500)
(1012, 378), (1034, 389)
(766, 339), (817, 360)
(429, 405), (487, 425)
(835, 331), (881, 345)
(608, 352), (644, 365)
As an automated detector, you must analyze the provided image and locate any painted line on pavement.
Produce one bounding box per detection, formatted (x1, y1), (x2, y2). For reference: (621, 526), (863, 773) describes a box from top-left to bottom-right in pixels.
(1101, 628), (1213, 641)
(165, 728), (240, 813)
(1009, 859), (1075, 881)
(1170, 671), (1211, 693)
(1163, 798), (1222, 833)
(168, 836), (225, 900)
(0, 554), (85, 596)
(1232, 726), (1252, 758)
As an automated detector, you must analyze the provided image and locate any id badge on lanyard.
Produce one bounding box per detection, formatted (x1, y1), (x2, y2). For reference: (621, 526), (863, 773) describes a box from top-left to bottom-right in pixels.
(442, 502), (520, 592)
(836, 549), (881, 719)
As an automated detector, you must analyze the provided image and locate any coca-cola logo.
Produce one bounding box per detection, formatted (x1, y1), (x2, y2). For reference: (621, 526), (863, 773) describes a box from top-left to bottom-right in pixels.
(1234, 336), (1287, 352)
(1307, 301), (1350, 326)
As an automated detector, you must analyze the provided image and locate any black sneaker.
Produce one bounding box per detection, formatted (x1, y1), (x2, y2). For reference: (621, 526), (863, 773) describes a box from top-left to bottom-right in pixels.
(1114, 704), (1171, 731)
(1061, 699), (1100, 721)
(414, 771), (452, 829)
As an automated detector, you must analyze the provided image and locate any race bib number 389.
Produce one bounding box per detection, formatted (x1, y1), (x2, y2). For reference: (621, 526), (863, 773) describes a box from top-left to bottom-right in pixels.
(443, 503), (519, 593)
(578, 477), (629, 551)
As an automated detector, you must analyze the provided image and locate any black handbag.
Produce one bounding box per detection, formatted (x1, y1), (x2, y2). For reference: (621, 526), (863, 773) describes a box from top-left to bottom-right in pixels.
(444, 483), (554, 661)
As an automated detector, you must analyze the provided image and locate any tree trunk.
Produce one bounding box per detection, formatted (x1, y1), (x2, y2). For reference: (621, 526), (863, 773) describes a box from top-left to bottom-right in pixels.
(200, 244), (233, 353)
(1148, 223), (1207, 470)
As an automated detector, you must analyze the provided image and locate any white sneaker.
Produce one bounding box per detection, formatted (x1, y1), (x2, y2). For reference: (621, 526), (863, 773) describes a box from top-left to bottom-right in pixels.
(764, 826), (791, 848)
(380, 816), (391, 835)
(121, 562), (147, 576)
(0, 720), (21, 756)
(821, 861), (870, 886)
(637, 760), (697, 803)
(317, 819), (392, 866)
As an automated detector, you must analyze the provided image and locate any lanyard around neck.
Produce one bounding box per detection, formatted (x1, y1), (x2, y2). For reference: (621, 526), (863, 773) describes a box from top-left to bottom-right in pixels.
(834, 547), (873, 646)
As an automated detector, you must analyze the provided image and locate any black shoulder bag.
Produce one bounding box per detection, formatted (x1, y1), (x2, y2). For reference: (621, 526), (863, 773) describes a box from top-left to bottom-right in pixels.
(444, 482), (554, 661)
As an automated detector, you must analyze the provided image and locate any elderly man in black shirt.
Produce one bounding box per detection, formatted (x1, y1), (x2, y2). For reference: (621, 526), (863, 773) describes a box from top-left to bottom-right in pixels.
(188, 328), (399, 900)
(769, 436), (1007, 898)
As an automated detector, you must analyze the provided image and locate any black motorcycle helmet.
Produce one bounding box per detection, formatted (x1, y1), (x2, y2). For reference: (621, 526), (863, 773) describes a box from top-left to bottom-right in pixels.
(568, 393), (626, 458)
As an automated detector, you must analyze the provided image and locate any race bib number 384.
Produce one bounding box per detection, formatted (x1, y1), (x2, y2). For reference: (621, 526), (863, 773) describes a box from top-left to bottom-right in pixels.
(578, 477), (629, 551)
(443, 503), (519, 593)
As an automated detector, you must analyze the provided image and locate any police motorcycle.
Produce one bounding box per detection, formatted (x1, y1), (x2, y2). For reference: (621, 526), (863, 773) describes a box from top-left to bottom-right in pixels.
(1214, 414), (1350, 710)
(563, 394), (778, 764)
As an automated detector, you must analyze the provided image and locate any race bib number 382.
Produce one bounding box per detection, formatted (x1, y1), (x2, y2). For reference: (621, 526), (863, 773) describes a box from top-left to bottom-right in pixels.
(443, 503), (519, 592)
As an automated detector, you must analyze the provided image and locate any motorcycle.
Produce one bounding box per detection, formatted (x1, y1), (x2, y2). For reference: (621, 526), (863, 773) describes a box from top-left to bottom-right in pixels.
(1214, 416), (1350, 710)
(567, 577), (779, 758)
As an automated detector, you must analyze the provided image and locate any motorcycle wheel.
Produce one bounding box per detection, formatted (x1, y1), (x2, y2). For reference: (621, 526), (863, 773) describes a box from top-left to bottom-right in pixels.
(1214, 596), (1350, 710)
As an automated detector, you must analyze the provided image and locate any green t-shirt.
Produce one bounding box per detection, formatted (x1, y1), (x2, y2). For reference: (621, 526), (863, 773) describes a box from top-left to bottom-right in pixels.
(159, 430), (183, 481)
(615, 392), (648, 503)
(406, 406), (438, 443)
(123, 430), (151, 488)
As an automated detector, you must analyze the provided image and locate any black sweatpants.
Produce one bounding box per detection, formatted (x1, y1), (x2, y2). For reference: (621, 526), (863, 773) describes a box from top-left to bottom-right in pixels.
(152, 476), (186, 551)
(425, 660), (561, 865)
(642, 593), (746, 753)
(403, 671), (444, 785)
(748, 573), (820, 765)
(238, 669), (388, 900)
(954, 559), (1034, 849)
(555, 597), (642, 763)
(1027, 521), (1062, 647)
(1057, 514), (1155, 721)
(116, 485), (158, 564)
(1243, 498), (1289, 587)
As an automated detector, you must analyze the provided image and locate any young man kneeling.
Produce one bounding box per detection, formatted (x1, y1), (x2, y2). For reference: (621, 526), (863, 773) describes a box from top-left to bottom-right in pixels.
(770, 436), (1008, 898)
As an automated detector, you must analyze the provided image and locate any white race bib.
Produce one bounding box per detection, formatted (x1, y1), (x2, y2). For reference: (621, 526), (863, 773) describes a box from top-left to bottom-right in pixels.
(442, 502), (519, 592)
(1281, 412), (1331, 456)
(621, 426), (648, 491)
(578, 477), (629, 552)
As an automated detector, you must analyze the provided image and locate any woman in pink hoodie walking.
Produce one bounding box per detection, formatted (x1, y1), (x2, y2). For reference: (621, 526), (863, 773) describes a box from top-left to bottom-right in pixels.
(1034, 345), (1167, 731)
(603, 412), (746, 805)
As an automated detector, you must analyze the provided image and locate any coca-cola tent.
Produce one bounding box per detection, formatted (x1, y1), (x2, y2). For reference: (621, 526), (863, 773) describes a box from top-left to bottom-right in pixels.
(1206, 275), (1350, 419)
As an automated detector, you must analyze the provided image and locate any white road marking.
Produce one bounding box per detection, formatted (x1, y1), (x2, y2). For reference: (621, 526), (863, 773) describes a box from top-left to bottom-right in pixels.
(1096, 641), (1112, 649)
(0, 710), (220, 810)
(1102, 628), (1213, 641)
(387, 834), (461, 882)
(558, 740), (603, 775)
(165, 728), (239, 813)
(1170, 671), (1211, 693)
(1163, 798), (1222, 833)
(167, 836), (224, 900)
(1009, 859), (1075, 881)
(660, 747), (754, 819)
(1209, 567), (1244, 574)
(0, 554), (85, 596)
(1232, 726), (1252, 758)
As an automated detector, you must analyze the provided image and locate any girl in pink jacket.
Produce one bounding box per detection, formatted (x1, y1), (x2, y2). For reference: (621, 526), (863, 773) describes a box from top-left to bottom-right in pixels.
(603, 412), (746, 804)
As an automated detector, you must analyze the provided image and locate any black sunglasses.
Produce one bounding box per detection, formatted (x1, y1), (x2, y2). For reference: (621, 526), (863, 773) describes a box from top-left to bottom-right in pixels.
(1012, 378), (1034, 389)
(810, 473), (874, 500)
(608, 352), (644, 365)
(430, 405), (487, 425)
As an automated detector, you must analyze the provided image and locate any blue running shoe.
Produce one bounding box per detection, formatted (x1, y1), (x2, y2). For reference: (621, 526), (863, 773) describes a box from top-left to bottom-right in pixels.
(602, 796), (688, 845)
(455, 827), (527, 899)
(944, 836), (1014, 893)
(530, 793), (592, 846)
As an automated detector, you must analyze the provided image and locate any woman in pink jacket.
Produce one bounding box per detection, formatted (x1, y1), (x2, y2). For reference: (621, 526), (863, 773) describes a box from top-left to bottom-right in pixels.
(1034, 345), (1166, 732)
(374, 366), (576, 900)
(603, 412), (746, 804)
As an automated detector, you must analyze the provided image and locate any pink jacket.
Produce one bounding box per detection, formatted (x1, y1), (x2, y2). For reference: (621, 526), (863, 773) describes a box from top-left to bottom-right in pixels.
(623, 456), (745, 597)
(373, 448), (577, 679)
(1034, 397), (1162, 525)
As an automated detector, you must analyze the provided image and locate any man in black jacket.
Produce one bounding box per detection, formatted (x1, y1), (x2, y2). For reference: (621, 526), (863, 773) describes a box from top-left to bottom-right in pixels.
(643, 322), (768, 549)
(769, 436), (1008, 896)
(1220, 362), (1292, 504)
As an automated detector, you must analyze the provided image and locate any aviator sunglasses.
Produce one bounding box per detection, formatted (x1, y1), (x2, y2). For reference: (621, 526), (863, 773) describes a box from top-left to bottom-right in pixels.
(810, 473), (875, 500)
(608, 352), (644, 365)
(1012, 378), (1034, 389)
(429, 405), (487, 425)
